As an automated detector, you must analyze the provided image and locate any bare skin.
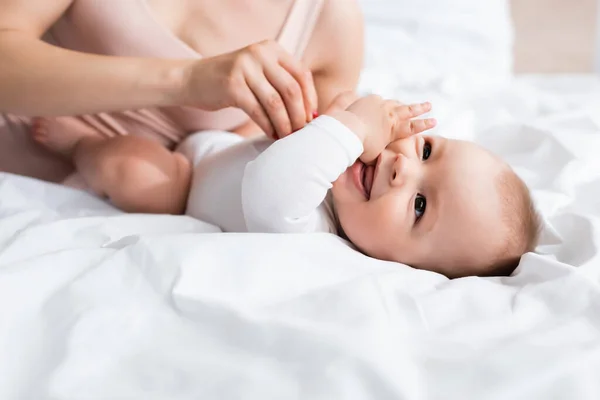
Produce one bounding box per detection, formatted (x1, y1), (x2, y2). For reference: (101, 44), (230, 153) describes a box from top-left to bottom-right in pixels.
(0, 0), (363, 139)
(32, 116), (192, 214)
(1, 0), (363, 210)
(29, 94), (436, 216)
(27, 93), (358, 214)
(30, 93), (518, 280)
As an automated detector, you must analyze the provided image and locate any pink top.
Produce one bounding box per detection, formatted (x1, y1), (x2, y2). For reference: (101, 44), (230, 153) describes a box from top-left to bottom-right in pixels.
(0, 0), (324, 182)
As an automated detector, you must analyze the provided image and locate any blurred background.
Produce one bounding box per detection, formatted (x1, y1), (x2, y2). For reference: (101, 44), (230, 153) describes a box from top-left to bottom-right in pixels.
(358, 0), (599, 86)
(512, 0), (597, 73)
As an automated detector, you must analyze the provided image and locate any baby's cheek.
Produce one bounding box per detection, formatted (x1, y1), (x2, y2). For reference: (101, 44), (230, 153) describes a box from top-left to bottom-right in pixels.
(374, 198), (410, 240)
(331, 170), (352, 200)
(330, 178), (342, 200)
(332, 173), (346, 188)
(377, 195), (407, 224)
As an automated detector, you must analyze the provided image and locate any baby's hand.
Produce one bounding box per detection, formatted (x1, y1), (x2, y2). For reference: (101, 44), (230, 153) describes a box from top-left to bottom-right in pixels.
(324, 91), (360, 114)
(327, 94), (436, 163)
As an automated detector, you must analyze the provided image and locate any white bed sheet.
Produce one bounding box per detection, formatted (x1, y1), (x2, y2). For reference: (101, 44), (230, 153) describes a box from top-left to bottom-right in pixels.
(2, 78), (600, 400)
(2, 3), (600, 399)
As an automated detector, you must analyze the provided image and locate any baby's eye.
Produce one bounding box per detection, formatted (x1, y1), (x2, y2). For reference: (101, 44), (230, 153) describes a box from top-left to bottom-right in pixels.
(415, 194), (426, 221)
(422, 142), (432, 161)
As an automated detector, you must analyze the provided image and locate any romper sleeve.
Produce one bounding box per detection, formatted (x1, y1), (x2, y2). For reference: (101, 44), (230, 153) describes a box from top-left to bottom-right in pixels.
(242, 115), (363, 233)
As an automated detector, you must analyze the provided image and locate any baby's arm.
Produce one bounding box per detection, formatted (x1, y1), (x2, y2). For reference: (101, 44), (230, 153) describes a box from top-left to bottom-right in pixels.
(242, 115), (361, 233)
(242, 94), (435, 233)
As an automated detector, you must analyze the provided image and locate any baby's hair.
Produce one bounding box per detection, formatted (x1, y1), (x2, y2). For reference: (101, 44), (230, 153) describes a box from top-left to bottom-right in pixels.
(487, 167), (541, 277)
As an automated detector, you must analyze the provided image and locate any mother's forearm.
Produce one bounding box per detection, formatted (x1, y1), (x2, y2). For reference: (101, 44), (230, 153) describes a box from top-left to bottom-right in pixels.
(0, 31), (189, 116)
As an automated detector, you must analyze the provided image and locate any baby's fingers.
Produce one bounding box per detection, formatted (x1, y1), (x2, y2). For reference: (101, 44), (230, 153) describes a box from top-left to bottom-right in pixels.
(410, 118), (437, 135)
(397, 102), (432, 119)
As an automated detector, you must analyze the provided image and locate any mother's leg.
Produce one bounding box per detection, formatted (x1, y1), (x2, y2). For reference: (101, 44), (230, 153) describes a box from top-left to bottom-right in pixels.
(32, 117), (191, 214)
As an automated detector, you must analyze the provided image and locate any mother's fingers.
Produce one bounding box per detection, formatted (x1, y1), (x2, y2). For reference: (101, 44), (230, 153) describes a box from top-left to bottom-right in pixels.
(263, 64), (307, 134)
(241, 40), (317, 138)
(235, 82), (276, 138)
(277, 49), (318, 122)
(245, 67), (293, 139)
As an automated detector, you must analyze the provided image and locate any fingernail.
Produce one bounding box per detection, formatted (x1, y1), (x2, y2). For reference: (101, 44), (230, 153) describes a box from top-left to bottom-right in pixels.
(429, 118), (437, 126)
(312, 111), (319, 119)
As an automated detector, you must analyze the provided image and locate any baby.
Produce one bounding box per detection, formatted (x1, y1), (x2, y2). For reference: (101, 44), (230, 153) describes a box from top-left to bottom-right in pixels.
(31, 93), (540, 278)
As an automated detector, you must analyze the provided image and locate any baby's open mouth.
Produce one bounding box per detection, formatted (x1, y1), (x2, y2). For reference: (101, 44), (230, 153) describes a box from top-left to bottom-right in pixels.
(351, 158), (378, 200)
(362, 160), (376, 200)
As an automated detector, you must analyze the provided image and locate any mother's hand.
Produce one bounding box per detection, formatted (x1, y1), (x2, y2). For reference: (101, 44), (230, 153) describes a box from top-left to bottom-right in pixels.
(181, 40), (318, 139)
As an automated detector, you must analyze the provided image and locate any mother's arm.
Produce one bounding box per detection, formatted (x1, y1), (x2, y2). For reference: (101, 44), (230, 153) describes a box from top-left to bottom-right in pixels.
(0, 0), (317, 138)
(306, 0), (364, 112)
(0, 0), (186, 116)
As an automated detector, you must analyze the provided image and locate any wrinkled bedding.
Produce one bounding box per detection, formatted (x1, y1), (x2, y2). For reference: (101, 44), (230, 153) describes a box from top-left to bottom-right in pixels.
(2, 1), (600, 399)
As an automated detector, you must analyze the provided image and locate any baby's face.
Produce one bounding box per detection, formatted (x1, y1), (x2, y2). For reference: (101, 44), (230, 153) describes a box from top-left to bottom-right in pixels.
(332, 135), (507, 278)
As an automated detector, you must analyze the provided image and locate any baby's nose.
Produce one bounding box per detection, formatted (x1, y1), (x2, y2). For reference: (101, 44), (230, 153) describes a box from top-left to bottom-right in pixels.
(390, 154), (416, 187)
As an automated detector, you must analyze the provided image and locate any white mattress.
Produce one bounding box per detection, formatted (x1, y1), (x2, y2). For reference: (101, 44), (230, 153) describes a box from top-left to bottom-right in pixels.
(2, 2), (600, 399)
